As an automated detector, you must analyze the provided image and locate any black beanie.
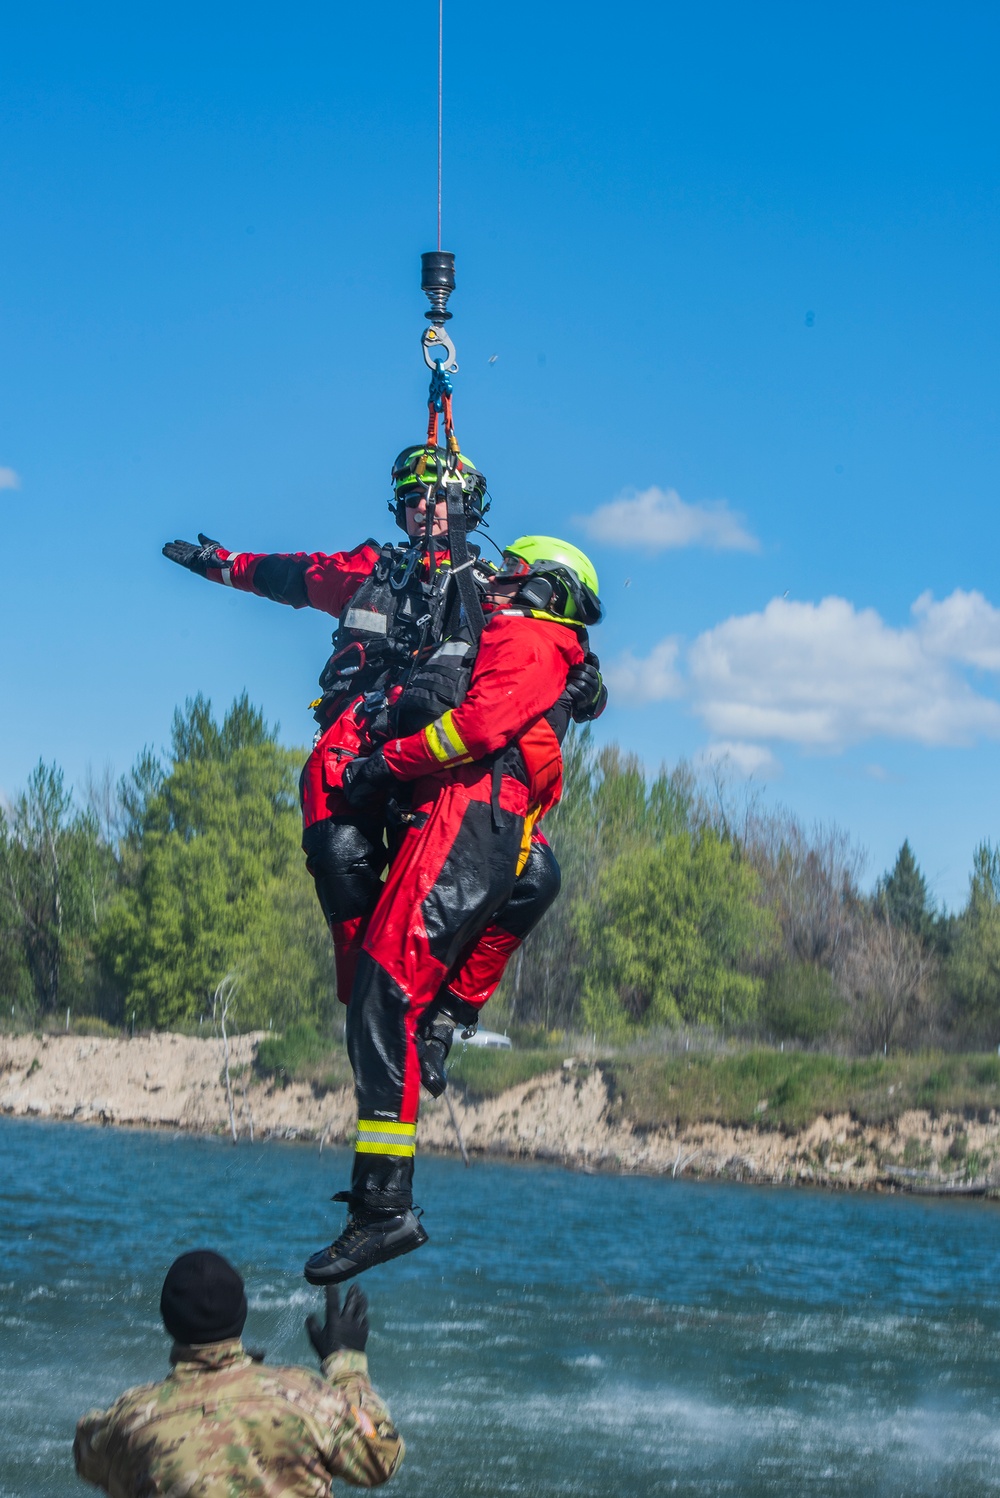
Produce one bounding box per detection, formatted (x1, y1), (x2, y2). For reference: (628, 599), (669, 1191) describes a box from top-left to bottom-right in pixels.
(159, 1250), (248, 1346)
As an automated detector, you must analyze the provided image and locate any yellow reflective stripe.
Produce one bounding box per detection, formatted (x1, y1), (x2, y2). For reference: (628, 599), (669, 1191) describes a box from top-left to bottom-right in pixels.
(423, 710), (471, 765)
(355, 1140), (416, 1156)
(509, 608), (586, 630)
(424, 720), (452, 763)
(355, 1118), (416, 1157)
(438, 710), (469, 758)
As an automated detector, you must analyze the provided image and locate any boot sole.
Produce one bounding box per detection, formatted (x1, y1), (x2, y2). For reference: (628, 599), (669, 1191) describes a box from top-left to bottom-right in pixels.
(303, 1224), (429, 1286)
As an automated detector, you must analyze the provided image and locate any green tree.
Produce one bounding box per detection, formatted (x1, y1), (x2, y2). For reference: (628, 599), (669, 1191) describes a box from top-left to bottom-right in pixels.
(576, 828), (777, 1036)
(98, 695), (332, 1029)
(877, 840), (933, 940)
(496, 733), (695, 1031)
(0, 762), (116, 1016)
(947, 843), (1000, 1040)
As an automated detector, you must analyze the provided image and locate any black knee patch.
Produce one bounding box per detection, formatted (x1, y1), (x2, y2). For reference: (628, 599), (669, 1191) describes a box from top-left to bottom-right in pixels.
(420, 801), (523, 969)
(495, 839), (562, 940)
(303, 816), (387, 925)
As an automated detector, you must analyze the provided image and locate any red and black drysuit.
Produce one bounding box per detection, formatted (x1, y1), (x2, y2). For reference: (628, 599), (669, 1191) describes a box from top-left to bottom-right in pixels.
(345, 603), (585, 1215)
(197, 543), (569, 1163)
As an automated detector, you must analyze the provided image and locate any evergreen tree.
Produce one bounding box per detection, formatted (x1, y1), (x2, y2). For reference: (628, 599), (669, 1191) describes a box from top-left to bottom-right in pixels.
(947, 842), (1000, 1039)
(878, 840), (933, 939)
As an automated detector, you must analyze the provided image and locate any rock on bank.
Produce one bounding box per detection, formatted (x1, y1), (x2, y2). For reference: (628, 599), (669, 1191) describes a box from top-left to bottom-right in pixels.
(2, 1031), (999, 1193)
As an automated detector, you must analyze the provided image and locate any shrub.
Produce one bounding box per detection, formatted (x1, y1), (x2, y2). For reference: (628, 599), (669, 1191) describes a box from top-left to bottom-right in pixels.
(255, 1021), (329, 1085)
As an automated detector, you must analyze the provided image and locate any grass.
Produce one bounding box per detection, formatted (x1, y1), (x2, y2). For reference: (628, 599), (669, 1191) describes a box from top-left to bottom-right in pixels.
(251, 1024), (565, 1101)
(603, 1050), (1000, 1133)
(446, 1045), (564, 1100)
(26, 1006), (997, 1134)
(255, 1022), (351, 1093)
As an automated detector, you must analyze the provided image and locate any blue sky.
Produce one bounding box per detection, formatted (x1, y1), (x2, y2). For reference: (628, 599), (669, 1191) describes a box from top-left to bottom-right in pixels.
(2, 1), (999, 909)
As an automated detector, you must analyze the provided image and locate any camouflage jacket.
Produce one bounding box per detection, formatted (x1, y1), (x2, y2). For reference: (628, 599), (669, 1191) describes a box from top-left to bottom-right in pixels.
(73, 1339), (404, 1497)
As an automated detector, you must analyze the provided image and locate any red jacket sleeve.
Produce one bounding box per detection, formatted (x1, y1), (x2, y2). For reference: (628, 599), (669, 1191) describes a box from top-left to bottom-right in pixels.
(204, 540), (380, 618)
(382, 613), (585, 779)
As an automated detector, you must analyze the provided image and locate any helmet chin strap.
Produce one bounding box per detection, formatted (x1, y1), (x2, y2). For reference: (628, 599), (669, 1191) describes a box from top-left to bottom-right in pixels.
(424, 480), (436, 574)
(445, 480), (485, 643)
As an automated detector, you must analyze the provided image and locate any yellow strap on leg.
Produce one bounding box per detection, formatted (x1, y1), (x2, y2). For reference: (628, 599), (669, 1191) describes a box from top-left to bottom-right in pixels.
(516, 807), (541, 877)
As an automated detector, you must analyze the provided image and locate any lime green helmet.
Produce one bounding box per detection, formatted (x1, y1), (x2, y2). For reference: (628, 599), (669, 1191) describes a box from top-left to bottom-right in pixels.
(499, 535), (604, 625)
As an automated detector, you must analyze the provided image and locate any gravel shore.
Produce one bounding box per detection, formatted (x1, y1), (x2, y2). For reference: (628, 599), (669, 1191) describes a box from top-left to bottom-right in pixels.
(2, 1030), (998, 1194)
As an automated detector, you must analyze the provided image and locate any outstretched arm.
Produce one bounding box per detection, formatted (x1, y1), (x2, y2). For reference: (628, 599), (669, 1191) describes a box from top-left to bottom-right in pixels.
(162, 533), (382, 618)
(307, 1285), (405, 1487)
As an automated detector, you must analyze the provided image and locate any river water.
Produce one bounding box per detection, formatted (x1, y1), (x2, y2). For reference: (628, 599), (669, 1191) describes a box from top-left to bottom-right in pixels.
(2, 1116), (1000, 1496)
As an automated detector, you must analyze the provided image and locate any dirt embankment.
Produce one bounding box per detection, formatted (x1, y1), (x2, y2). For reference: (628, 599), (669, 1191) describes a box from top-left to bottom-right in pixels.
(2, 1031), (998, 1194)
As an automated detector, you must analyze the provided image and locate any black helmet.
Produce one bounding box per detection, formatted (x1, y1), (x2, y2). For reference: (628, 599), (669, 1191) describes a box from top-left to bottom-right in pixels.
(389, 445), (489, 532)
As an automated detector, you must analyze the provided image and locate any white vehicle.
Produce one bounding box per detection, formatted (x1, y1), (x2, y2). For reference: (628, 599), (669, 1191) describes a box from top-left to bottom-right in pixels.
(459, 1027), (512, 1050)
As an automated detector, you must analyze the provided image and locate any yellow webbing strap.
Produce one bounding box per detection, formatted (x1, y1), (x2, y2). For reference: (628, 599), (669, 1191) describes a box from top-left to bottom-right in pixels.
(516, 807), (542, 877)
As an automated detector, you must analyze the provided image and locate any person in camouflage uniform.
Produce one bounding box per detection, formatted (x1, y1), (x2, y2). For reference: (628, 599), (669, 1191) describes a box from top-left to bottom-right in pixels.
(73, 1249), (403, 1497)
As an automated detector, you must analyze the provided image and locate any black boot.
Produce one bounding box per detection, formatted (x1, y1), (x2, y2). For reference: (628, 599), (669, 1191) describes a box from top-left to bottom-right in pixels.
(416, 993), (480, 1097)
(304, 1193), (428, 1285)
(417, 1019), (456, 1098)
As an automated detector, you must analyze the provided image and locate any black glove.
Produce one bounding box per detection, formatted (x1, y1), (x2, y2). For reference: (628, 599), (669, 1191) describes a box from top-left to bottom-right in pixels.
(306, 1284), (369, 1360)
(342, 749), (397, 811)
(162, 533), (227, 576)
(566, 652), (608, 723)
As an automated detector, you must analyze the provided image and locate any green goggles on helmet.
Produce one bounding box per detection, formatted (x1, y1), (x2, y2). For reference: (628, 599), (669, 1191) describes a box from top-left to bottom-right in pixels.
(390, 445), (488, 519)
(498, 537), (604, 626)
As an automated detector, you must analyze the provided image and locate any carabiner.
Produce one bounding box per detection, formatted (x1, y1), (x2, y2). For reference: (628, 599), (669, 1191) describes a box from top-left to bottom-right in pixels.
(422, 324), (458, 375)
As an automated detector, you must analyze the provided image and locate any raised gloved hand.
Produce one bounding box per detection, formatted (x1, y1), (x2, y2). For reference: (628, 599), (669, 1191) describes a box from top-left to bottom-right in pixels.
(342, 749), (397, 811)
(162, 533), (227, 576)
(565, 651), (608, 723)
(306, 1284), (369, 1360)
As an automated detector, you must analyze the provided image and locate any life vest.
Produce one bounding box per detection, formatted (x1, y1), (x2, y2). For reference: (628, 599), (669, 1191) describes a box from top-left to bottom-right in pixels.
(313, 541), (493, 734)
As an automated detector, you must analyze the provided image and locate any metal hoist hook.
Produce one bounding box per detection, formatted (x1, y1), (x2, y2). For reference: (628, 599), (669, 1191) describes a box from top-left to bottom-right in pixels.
(421, 324), (458, 376)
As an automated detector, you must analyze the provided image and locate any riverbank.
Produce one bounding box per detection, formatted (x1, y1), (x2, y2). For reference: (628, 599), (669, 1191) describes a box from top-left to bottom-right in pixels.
(2, 1030), (1000, 1194)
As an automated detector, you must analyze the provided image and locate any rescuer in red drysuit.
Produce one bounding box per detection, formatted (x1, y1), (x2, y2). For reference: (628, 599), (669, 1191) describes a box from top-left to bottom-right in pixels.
(162, 454), (605, 1111)
(301, 535), (606, 1285)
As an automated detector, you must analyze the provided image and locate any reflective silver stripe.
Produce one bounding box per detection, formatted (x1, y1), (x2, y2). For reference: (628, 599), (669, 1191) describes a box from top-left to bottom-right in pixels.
(221, 552), (243, 587)
(432, 641), (472, 657)
(345, 608), (388, 634)
(356, 1129), (414, 1145)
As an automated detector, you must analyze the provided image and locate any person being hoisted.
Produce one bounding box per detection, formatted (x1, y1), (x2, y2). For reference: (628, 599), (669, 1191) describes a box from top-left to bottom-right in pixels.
(301, 532), (605, 1285)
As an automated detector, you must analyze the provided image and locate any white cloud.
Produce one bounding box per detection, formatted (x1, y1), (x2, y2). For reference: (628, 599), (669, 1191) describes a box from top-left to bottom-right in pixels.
(0, 468), (20, 491)
(689, 594), (1000, 748)
(604, 637), (683, 705)
(696, 741), (783, 779)
(911, 588), (1000, 670)
(578, 485), (759, 553)
(608, 589), (1000, 752)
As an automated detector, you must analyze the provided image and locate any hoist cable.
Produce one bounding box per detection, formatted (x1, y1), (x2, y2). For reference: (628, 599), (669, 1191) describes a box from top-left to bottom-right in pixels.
(437, 0), (444, 251)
